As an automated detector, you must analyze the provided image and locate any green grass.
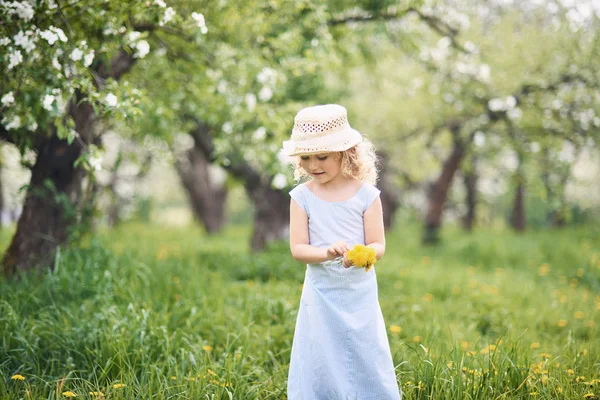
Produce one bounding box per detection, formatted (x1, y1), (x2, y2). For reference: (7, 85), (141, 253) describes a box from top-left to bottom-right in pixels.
(0, 222), (599, 399)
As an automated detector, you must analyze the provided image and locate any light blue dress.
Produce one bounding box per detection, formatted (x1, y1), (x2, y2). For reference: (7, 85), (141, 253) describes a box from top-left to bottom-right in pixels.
(288, 182), (401, 400)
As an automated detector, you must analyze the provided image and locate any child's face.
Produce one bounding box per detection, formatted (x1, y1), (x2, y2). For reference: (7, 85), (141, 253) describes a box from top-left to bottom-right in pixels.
(299, 152), (343, 183)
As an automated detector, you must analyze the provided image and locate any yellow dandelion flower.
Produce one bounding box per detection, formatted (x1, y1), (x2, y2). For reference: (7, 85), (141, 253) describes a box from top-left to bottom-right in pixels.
(88, 392), (104, 397)
(540, 352), (552, 359)
(530, 342), (541, 349)
(423, 293), (434, 302)
(347, 245), (377, 271)
(207, 369), (217, 376)
(171, 376), (177, 380)
(538, 264), (550, 276)
(188, 377), (196, 381)
(447, 362), (453, 368)
(62, 391), (78, 398)
(557, 320), (568, 327)
(113, 383), (126, 389)
(203, 345), (213, 352)
(460, 341), (470, 350)
(11, 374), (25, 381)
(417, 381), (424, 390)
(567, 369), (575, 375)
(389, 325), (402, 334)
(583, 393), (595, 399)
(412, 336), (421, 342)
(575, 311), (584, 319)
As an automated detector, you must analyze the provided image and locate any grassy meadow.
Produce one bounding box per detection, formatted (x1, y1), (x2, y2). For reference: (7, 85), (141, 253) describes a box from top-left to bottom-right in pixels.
(0, 221), (599, 399)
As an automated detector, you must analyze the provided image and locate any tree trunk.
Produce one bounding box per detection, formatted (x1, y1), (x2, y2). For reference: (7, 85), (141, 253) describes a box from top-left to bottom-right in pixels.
(175, 134), (227, 234)
(2, 50), (137, 276)
(423, 122), (468, 244)
(2, 130), (86, 276)
(510, 152), (526, 232)
(377, 151), (400, 230)
(0, 151), (4, 227)
(461, 156), (478, 231)
(247, 182), (290, 251)
(186, 122), (288, 249)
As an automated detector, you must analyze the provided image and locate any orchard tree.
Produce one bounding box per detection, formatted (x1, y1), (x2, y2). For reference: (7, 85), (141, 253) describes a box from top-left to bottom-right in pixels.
(0, 0), (209, 276)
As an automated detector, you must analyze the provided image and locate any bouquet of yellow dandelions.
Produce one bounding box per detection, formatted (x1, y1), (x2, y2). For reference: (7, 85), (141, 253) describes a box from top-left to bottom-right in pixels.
(346, 244), (377, 272)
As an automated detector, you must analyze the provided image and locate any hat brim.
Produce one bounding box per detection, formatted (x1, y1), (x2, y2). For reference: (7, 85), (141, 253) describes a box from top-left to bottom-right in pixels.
(282, 128), (362, 157)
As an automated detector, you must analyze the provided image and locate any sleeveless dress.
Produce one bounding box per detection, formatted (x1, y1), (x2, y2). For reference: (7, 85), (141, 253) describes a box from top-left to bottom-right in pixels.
(287, 182), (401, 400)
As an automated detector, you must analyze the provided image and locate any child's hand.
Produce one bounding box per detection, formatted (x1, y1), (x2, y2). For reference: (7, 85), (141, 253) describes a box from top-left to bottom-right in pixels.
(342, 253), (354, 268)
(326, 241), (350, 260)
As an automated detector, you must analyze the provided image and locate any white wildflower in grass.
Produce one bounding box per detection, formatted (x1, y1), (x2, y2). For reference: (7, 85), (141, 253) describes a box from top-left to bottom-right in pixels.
(191, 12), (208, 34)
(3, 115), (21, 130)
(8, 49), (23, 70)
(258, 87), (273, 102)
(70, 48), (83, 61)
(154, 0), (167, 7)
(43, 94), (55, 111)
(47, 0), (57, 9)
(135, 40), (150, 58)
(104, 93), (118, 107)
(1, 92), (15, 106)
(0, 37), (10, 46)
(40, 29), (59, 45)
(478, 64), (491, 82)
(245, 93), (257, 111)
(83, 50), (94, 67)
(272, 173), (288, 189)
(160, 7), (176, 26)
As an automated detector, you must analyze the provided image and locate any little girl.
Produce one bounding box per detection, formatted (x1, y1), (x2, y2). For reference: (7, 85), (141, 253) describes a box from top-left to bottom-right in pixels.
(283, 104), (401, 399)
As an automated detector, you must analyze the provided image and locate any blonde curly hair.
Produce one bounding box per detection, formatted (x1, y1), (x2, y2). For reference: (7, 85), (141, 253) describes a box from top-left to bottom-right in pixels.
(292, 138), (379, 185)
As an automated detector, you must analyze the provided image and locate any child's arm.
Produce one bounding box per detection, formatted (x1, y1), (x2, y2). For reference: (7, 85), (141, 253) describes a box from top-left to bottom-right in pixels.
(289, 199), (349, 263)
(364, 196), (386, 260)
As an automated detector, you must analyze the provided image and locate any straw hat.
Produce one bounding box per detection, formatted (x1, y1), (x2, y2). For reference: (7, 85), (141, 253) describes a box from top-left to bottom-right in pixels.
(282, 104), (362, 156)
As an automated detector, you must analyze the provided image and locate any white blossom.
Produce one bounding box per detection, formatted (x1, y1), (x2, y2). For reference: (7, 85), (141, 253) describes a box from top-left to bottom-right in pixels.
(89, 154), (102, 171)
(507, 107), (523, 120)
(52, 57), (61, 70)
(530, 142), (540, 153)
(473, 131), (485, 147)
(135, 40), (150, 58)
(154, 0), (166, 7)
(127, 31), (142, 43)
(40, 29), (59, 45)
(191, 12), (208, 34)
(50, 26), (67, 42)
(13, 30), (36, 53)
(0, 37), (10, 46)
(10, 1), (35, 21)
(258, 87), (273, 102)
(245, 93), (257, 111)
(8, 49), (23, 70)
(160, 7), (176, 26)
(257, 67), (278, 86)
(3, 115), (21, 130)
(83, 50), (95, 67)
(222, 122), (233, 134)
(252, 127), (266, 140)
(1, 92), (15, 106)
(46, 0), (57, 9)
(70, 48), (83, 61)
(272, 173), (287, 190)
(478, 64), (491, 82)
(42, 94), (55, 111)
(104, 93), (118, 107)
